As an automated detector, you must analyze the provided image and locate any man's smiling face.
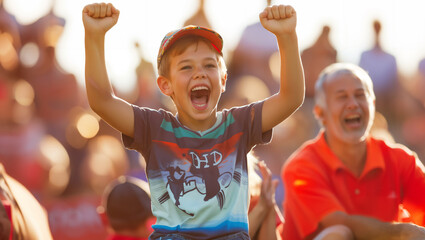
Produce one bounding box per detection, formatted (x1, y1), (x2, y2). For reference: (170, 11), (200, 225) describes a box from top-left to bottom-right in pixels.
(319, 72), (375, 144)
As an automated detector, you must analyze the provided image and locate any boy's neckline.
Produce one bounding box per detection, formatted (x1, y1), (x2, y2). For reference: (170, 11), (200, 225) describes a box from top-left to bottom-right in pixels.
(176, 112), (223, 136)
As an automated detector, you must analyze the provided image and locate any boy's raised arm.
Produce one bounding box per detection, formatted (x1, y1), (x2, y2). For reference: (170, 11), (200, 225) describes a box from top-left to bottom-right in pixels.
(259, 5), (305, 133)
(83, 3), (135, 137)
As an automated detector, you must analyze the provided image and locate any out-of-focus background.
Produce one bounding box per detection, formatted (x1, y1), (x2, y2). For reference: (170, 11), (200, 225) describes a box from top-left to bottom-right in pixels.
(1, 0), (425, 239)
(6, 0), (425, 93)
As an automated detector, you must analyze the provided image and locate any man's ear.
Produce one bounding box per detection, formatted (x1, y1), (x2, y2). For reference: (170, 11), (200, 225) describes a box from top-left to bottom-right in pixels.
(157, 76), (173, 96)
(221, 73), (227, 93)
(313, 104), (325, 126)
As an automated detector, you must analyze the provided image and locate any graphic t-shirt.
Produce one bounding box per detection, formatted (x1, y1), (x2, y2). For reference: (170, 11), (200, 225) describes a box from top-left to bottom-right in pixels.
(122, 101), (271, 239)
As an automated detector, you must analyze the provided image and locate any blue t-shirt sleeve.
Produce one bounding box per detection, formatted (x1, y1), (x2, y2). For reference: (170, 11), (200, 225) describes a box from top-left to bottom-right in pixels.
(229, 100), (272, 150)
(121, 105), (157, 156)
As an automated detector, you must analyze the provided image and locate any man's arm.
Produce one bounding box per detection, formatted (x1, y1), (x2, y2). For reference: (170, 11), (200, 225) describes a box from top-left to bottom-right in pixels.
(259, 5), (305, 133)
(318, 211), (425, 240)
(83, 3), (134, 137)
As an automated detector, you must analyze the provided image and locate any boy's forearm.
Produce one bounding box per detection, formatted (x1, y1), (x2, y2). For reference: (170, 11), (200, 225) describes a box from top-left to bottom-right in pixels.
(276, 32), (305, 109)
(84, 32), (115, 111)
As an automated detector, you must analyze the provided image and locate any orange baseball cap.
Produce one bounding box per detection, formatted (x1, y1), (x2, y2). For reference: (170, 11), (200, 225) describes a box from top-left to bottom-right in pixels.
(157, 25), (223, 67)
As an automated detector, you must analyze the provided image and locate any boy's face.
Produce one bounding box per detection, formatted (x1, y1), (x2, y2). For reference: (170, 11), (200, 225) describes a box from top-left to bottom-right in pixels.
(159, 41), (226, 130)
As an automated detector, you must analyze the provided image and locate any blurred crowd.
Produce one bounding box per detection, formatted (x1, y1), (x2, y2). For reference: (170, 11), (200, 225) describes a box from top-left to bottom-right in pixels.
(0, 0), (425, 239)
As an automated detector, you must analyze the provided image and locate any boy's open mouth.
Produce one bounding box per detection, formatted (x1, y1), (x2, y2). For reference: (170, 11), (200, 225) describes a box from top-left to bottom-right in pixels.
(191, 86), (210, 110)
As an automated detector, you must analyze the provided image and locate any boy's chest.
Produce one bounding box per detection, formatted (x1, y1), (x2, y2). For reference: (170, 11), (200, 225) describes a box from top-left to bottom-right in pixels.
(148, 131), (246, 173)
(146, 134), (250, 218)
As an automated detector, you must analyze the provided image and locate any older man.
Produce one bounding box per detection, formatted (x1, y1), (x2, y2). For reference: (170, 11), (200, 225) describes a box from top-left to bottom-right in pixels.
(281, 63), (425, 240)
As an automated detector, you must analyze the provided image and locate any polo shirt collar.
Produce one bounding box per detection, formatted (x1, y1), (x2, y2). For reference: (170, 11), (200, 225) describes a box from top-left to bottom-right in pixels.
(315, 132), (344, 172)
(315, 132), (385, 177)
(362, 137), (385, 176)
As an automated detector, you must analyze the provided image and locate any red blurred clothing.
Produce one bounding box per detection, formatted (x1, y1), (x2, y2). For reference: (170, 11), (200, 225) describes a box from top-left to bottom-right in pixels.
(281, 132), (425, 240)
(102, 216), (155, 240)
(44, 194), (107, 240)
(1, 200), (13, 240)
(107, 235), (147, 240)
(0, 120), (46, 193)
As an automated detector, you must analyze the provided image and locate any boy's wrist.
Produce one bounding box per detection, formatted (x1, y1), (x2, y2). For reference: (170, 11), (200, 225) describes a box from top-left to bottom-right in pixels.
(275, 32), (298, 42)
(85, 31), (107, 44)
(85, 30), (107, 39)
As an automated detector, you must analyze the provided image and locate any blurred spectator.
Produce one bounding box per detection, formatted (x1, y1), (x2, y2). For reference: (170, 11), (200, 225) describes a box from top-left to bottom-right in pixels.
(0, 29), (72, 201)
(0, 73), (46, 196)
(401, 112), (425, 165)
(223, 0), (279, 105)
(125, 42), (167, 111)
(0, 162), (53, 239)
(398, 59), (425, 163)
(418, 58), (425, 91)
(81, 135), (130, 195)
(16, 6), (88, 200)
(0, 0), (21, 76)
(412, 58), (425, 106)
(301, 25), (337, 99)
(248, 152), (283, 240)
(44, 135), (130, 240)
(369, 111), (395, 143)
(183, 0), (211, 28)
(359, 20), (399, 120)
(44, 191), (107, 240)
(97, 176), (154, 240)
(19, 8), (82, 144)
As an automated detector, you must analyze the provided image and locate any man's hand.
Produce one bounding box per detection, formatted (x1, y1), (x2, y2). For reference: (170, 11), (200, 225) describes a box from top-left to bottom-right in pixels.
(319, 211), (425, 240)
(401, 223), (425, 240)
(259, 5), (296, 36)
(82, 3), (119, 35)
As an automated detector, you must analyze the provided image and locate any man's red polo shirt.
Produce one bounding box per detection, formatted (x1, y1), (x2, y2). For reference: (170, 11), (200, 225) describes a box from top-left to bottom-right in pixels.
(281, 132), (425, 240)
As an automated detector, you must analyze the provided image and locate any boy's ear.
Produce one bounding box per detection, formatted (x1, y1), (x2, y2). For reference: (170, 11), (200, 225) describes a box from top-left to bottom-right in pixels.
(221, 73), (227, 93)
(157, 75), (173, 96)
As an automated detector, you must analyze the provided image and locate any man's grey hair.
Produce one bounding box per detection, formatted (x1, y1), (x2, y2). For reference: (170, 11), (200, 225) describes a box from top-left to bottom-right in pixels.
(314, 63), (376, 108)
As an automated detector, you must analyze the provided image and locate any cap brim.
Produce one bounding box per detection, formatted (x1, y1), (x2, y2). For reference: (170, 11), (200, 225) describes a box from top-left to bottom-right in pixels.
(158, 25), (223, 66)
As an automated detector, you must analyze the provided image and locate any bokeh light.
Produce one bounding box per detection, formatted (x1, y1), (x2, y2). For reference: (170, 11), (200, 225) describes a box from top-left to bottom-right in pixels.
(19, 42), (40, 68)
(82, 135), (129, 194)
(13, 79), (34, 106)
(235, 75), (270, 103)
(0, 32), (19, 70)
(39, 135), (71, 196)
(76, 112), (99, 139)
